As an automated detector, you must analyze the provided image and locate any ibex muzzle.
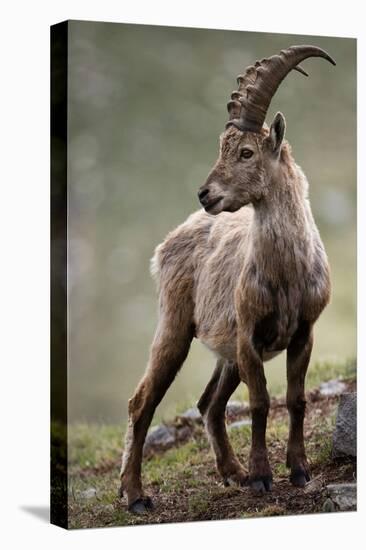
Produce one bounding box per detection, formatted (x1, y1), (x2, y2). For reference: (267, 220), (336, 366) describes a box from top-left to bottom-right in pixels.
(198, 174), (225, 213)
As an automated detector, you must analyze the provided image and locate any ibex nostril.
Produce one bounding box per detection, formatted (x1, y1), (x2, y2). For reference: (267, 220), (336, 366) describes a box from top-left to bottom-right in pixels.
(198, 188), (209, 202)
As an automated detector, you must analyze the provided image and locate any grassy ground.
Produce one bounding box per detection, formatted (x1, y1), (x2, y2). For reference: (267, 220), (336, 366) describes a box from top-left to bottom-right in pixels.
(65, 359), (356, 529)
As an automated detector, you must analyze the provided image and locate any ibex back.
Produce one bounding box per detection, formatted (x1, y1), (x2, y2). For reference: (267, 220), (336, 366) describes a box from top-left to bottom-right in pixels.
(120, 45), (334, 513)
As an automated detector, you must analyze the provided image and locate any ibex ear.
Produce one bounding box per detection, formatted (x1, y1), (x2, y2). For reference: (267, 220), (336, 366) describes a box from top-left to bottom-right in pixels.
(267, 112), (286, 155)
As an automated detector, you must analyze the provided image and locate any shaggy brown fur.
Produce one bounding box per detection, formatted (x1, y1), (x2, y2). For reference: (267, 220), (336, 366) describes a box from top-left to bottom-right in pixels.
(119, 115), (331, 512)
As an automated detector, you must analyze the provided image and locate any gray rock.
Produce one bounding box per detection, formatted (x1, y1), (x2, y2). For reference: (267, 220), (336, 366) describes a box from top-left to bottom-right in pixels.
(179, 407), (201, 421)
(304, 476), (323, 494)
(323, 498), (336, 513)
(228, 419), (252, 430)
(226, 400), (249, 418)
(325, 483), (357, 511)
(332, 393), (357, 458)
(144, 424), (176, 451)
(80, 487), (97, 499)
(319, 379), (347, 397)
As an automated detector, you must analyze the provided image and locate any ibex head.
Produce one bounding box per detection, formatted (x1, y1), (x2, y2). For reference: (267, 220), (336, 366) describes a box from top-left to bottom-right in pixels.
(198, 45), (335, 214)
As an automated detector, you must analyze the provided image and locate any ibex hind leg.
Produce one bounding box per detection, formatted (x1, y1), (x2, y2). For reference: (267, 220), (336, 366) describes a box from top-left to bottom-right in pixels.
(120, 314), (194, 514)
(198, 360), (248, 487)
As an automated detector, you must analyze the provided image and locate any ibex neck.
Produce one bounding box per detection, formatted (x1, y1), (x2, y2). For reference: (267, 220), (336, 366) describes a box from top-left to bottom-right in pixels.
(254, 193), (308, 228)
(250, 171), (314, 278)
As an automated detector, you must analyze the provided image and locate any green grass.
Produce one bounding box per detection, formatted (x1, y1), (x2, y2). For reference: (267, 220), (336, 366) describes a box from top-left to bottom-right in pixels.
(68, 424), (123, 474)
(306, 357), (356, 389)
(307, 416), (336, 466)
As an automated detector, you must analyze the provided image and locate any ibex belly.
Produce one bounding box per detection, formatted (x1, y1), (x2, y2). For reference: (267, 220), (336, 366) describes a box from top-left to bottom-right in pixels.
(199, 331), (283, 363)
(196, 286), (300, 363)
(197, 307), (292, 363)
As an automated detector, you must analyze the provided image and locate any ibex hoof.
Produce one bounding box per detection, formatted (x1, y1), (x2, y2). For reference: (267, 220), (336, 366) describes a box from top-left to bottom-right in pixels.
(223, 476), (247, 487)
(128, 496), (154, 514)
(223, 469), (248, 487)
(249, 476), (273, 494)
(290, 468), (310, 488)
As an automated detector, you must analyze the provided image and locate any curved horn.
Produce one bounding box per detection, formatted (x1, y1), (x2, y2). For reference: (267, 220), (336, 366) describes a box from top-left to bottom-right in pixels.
(227, 45), (336, 133)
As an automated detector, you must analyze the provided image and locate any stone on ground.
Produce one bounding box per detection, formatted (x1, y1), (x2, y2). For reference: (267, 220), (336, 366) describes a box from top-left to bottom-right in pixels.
(324, 483), (357, 511)
(144, 424), (177, 453)
(80, 487), (97, 499)
(319, 379), (347, 397)
(179, 407), (201, 421)
(332, 392), (357, 458)
(226, 400), (249, 419)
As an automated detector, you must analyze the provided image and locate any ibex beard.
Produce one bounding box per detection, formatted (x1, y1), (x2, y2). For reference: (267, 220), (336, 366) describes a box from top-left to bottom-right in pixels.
(120, 45), (334, 514)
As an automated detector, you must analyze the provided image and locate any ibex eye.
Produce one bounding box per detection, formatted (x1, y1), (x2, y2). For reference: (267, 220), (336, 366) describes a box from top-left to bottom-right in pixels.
(241, 148), (253, 159)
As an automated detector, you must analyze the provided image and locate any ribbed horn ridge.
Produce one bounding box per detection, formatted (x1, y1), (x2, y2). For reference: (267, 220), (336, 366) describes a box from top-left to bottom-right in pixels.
(226, 45), (336, 133)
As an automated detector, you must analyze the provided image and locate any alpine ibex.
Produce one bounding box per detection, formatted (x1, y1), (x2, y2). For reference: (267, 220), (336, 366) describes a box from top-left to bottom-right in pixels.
(120, 45), (335, 513)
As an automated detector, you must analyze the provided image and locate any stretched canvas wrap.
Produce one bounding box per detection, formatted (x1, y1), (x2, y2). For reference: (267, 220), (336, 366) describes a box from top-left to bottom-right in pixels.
(51, 20), (357, 529)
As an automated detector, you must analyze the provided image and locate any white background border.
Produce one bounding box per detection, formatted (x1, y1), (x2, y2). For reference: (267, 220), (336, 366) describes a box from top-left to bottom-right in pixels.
(0, 1), (363, 548)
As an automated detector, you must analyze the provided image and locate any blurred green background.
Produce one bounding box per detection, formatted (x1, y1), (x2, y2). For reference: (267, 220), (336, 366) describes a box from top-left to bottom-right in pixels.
(67, 21), (356, 424)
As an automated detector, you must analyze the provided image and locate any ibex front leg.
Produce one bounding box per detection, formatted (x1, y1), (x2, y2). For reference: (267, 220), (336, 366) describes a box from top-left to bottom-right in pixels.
(238, 336), (272, 494)
(286, 321), (313, 487)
